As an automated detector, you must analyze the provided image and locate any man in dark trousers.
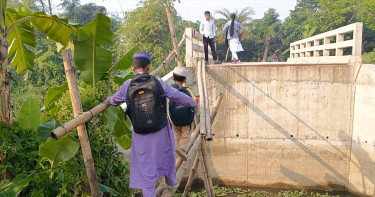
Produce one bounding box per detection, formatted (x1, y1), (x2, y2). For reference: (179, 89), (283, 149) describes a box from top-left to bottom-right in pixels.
(199, 11), (221, 64)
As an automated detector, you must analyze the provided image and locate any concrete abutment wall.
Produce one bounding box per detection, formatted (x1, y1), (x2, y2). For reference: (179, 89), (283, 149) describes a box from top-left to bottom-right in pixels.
(193, 62), (375, 197)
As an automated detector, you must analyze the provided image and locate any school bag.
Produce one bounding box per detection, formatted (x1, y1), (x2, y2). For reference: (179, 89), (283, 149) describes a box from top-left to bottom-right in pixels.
(125, 74), (167, 134)
(169, 84), (195, 126)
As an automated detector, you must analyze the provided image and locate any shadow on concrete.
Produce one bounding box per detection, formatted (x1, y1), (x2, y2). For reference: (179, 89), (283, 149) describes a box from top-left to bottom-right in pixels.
(204, 66), (368, 194)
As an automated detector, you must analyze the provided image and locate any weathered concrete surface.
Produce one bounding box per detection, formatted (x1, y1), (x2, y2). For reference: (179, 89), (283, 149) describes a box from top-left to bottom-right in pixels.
(349, 64), (375, 196)
(186, 62), (375, 196)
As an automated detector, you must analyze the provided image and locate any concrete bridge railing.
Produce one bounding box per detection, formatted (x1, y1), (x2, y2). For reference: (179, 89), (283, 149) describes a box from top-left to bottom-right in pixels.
(289, 22), (363, 62)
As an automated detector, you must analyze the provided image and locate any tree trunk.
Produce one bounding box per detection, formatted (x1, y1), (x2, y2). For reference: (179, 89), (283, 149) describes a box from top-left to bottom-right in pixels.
(47, 0), (53, 15)
(0, 33), (12, 126)
(262, 39), (270, 62)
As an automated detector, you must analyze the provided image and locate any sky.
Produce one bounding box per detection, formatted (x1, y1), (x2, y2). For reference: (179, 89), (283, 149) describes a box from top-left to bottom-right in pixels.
(51, 0), (297, 22)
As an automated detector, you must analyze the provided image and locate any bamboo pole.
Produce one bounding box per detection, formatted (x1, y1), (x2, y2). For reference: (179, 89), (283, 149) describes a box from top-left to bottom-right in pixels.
(197, 60), (206, 135)
(176, 92), (223, 170)
(150, 35), (185, 76)
(182, 148), (200, 197)
(202, 61), (213, 141)
(199, 151), (212, 197)
(201, 139), (215, 196)
(51, 100), (110, 140)
(159, 93), (224, 195)
(61, 49), (100, 197)
(165, 4), (182, 67)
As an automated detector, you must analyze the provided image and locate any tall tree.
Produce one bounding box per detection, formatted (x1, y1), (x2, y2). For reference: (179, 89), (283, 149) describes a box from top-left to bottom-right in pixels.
(118, 0), (181, 75)
(252, 8), (281, 62)
(0, 0), (12, 126)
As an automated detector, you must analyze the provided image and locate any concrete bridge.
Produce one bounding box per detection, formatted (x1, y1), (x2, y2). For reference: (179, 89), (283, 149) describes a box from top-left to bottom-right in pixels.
(165, 22), (375, 196)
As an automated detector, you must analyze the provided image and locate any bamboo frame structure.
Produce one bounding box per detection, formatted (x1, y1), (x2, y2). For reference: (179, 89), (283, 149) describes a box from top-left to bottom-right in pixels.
(202, 60), (213, 140)
(51, 100), (110, 140)
(150, 35), (185, 76)
(157, 93), (224, 196)
(197, 60), (206, 135)
(165, 4), (182, 67)
(61, 49), (100, 197)
(182, 148), (200, 197)
(176, 93), (223, 170)
(201, 139), (215, 196)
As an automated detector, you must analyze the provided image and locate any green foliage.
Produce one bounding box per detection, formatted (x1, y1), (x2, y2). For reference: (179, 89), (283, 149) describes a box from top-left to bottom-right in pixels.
(44, 82), (68, 112)
(17, 99), (41, 131)
(118, 0), (182, 75)
(113, 46), (140, 71)
(31, 12), (75, 47)
(363, 49), (375, 64)
(0, 107), (130, 196)
(6, 6), (36, 73)
(37, 119), (60, 142)
(73, 13), (113, 86)
(0, 174), (30, 197)
(107, 106), (132, 149)
(113, 70), (135, 86)
(39, 135), (80, 169)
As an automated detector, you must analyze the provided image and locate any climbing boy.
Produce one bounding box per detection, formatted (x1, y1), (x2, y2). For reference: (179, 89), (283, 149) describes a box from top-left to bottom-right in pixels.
(107, 51), (197, 197)
(169, 67), (198, 157)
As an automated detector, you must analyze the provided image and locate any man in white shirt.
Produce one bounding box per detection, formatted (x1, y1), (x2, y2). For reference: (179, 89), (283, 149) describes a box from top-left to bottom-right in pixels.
(199, 11), (220, 64)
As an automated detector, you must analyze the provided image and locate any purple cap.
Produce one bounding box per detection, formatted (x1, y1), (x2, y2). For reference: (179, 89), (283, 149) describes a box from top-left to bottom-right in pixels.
(132, 51), (152, 62)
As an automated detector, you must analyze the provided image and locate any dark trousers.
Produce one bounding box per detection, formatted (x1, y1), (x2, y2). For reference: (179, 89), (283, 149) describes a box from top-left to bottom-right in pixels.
(203, 36), (218, 61)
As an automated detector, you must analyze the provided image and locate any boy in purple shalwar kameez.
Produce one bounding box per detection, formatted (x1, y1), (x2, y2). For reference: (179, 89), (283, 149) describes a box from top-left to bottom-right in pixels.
(107, 51), (197, 197)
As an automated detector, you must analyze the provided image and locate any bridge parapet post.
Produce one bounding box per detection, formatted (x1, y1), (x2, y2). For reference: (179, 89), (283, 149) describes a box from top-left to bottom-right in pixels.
(185, 27), (213, 68)
(289, 22), (363, 63)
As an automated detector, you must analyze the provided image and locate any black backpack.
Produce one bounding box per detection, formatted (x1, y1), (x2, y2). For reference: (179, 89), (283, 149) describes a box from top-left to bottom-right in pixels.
(169, 84), (195, 126)
(125, 74), (167, 134)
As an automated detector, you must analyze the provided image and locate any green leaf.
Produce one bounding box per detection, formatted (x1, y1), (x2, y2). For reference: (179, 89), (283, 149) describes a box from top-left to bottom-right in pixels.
(115, 134), (132, 150)
(18, 99), (41, 131)
(6, 8), (36, 73)
(107, 106), (132, 149)
(0, 174), (30, 197)
(114, 46), (140, 70)
(73, 13), (113, 86)
(98, 183), (120, 196)
(31, 12), (75, 46)
(39, 135), (80, 168)
(44, 82), (68, 111)
(37, 119), (61, 142)
(113, 70), (135, 85)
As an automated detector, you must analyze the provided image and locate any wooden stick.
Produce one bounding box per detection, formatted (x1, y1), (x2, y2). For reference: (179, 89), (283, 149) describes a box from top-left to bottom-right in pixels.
(182, 148), (201, 197)
(150, 35), (185, 76)
(202, 61), (213, 141)
(51, 100), (110, 140)
(200, 151), (212, 197)
(201, 139), (215, 196)
(161, 93), (224, 195)
(176, 93), (224, 170)
(165, 5), (182, 67)
(197, 60), (206, 135)
(224, 47), (230, 62)
(61, 49), (100, 197)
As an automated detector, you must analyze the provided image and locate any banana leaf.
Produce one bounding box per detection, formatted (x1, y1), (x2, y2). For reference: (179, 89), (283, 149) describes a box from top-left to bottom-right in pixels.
(6, 7), (36, 73)
(74, 13), (113, 86)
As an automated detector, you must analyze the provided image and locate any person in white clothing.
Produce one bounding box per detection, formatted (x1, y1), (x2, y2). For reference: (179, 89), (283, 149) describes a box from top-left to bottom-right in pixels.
(199, 11), (220, 64)
(221, 13), (244, 63)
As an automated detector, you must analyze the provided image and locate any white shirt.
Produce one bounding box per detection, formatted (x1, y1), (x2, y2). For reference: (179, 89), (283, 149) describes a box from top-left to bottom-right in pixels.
(199, 19), (216, 39)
